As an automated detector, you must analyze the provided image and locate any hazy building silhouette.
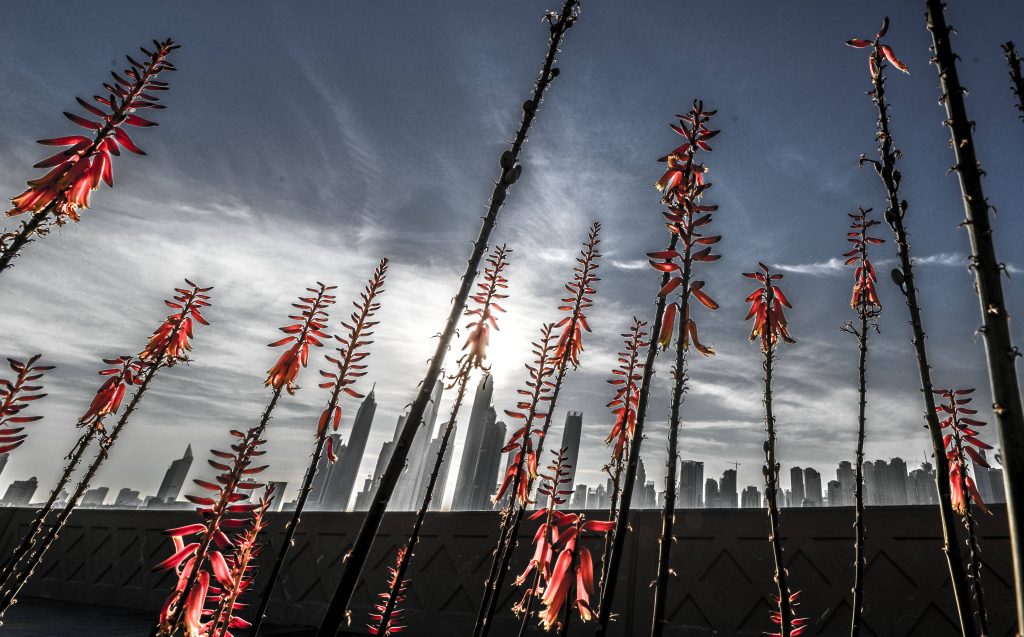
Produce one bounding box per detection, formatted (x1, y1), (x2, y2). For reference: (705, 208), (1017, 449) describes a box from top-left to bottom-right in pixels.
(2, 477), (37, 506)
(395, 379), (444, 511)
(907, 462), (937, 505)
(114, 488), (141, 508)
(678, 460), (704, 509)
(308, 433), (343, 509)
(425, 421), (457, 511)
(789, 466), (804, 507)
(741, 485), (761, 508)
(465, 417), (506, 511)
(452, 374), (495, 510)
(81, 486), (109, 507)
(836, 461), (855, 506)
(971, 450), (1006, 504)
(720, 469), (738, 508)
(803, 467), (822, 507)
(155, 445), (194, 504)
(0, 454), (8, 481)
(704, 478), (720, 509)
(570, 484), (587, 509)
(322, 388), (377, 511)
(826, 480), (842, 506)
(561, 411), (583, 489)
(268, 481), (287, 511)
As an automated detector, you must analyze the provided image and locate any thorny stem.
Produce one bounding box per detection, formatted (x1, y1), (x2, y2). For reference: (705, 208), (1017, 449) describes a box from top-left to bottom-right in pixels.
(850, 307), (870, 637)
(596, 439), (626, 607)
(1003, 41), (1024, 121)
(595, 233), (679, 634)
(927, 4), (1024, 632)
(863, 40), (974, 636)
(316, 5), (580, 634)
(0, 363), (161, 616)
(372, 374), (470, 636)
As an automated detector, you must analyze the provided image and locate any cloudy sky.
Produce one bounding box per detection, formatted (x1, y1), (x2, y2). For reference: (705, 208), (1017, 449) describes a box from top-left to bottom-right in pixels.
(1, 1), (1022, 508)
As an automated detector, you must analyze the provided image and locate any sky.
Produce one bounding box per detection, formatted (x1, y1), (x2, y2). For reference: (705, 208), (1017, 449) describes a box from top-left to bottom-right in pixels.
(0, 1), (1022, 508)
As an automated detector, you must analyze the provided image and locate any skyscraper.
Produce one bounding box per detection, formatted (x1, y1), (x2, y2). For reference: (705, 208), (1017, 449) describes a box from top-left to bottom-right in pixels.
(269, 481), (288, 511)
(826, 480), (842, 506)
(81, 486), (109, 507)
(114, 488), (141, 508)
(427, 422), (457, 510)
(560, 412), (583, 492)
(678, 460), (704, 509)
(704, 478), (720, 509)
(466, 417), (506, 510)
(1, 477), (37, 506)
(452, 374), (495, 510)
(741, 485), (761, 508)
(789, 466), (804, 507)
(836, 461), (855, 506)
(395, 379), (444, 510)
(322, 388), (377, 511)
(971, 450), (1006, 504)
(803, 468), (822, 506)
(309, 433), (344, 509)
(907, 461), (937, 505)
(155, 445), (194, 504)
(720, 469), (738, 508)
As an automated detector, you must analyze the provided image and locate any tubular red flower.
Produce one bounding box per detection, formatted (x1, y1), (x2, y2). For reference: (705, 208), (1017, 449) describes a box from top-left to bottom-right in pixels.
(0, 355), (54, 455)
(846, 17), (909, 79)
(743, 263), (796, 352)
(768, 590), (808, 637)
(844, 208), (884, 309)
(553, 224), (601, 369)
(139, 279), (213, 364)
(604, 319), (647, 463)
(457, 245), (512, 379)
(78, 356), (142, 429)
(7, 39), (179, 224)
(266, 282), (336, 395)
(935, 388), (992, 514)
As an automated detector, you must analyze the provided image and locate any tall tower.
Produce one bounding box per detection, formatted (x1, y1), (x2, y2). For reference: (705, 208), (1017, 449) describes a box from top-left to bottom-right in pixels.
(395, 379), (444, 510)
(467, 414), (505, 510)
(678, 460), (704, 509)
(156, 445), (194, 503)
(322, 388), (378, 511)
(803, 467), (822, 506)
(427, 422), (457, 510)
(452, 374), (495, 511)
(720, 469), (738, 508)
(309, 433), (343, 509)
(560, 412), (584, 492)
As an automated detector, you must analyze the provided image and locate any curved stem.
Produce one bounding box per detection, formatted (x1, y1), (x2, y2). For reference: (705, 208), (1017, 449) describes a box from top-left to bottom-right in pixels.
(850, 308), (869, 637)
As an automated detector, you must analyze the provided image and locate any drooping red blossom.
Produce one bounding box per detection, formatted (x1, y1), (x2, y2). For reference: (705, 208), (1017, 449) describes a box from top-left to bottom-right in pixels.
(0, 356), (54, 455)
(743, 263), (796, 352)
(537, 512), (615, 631)
(513, 449), (573, 617)
(845, 208), (884, 309)
(153, 427), (268, 637)
(457, 245), (512, 378)
(368, 547), (409, 636)
(846, 17), (909, 78)
(139, 280), (214, 364)
(79, 356), (142, 431)
(649, 102), (721, 356)
(205, 486), (274, 637)
(604, 319), (647, 463)
(266, 283), (336, 395)
(935, 388), (993, 515)
(7, 40), (179, 224)
(494, 323), (558, 507)
(553, 224), (601, 369)
(768, 591), (808, 637)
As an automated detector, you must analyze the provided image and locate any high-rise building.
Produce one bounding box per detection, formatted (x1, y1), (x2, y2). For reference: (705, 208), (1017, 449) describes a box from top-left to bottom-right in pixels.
(0, 453), (8, 481)
(394, 380), (444, 511)
(741, 485), (761, 508)
(155, 445), (194, 504)
(826, 480), (842, 507)
(268, 481), (288, 511)
(114, 488), (141, 508)
(560, 412), (583, 490)
(907, 462), (937, 505)
(353, 476), (374, 511)
(308, 433), (344, 509)
(570, 484), (588, 509)
(803, 468), (822, 507)
(426, 422), (457, 511)
(836, 461), (855, 506)
(465, 417), (506, 511)
(322, 389), (378, 511)
(720, 469), (738, 508)
(452, 375), (495, 510)
(971, 450), (1006, 504)
(2, 477), (37, 506)
(789, 466), (805, 507)
(704, 478), (720, 509)
(678, 460), (704, 509)
(81, 486), (109, 507)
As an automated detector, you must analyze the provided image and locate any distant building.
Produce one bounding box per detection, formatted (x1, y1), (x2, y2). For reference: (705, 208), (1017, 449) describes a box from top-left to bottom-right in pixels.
(971, 450), (1006, 505)
(322, 389), (378, 511)
(268, 481), (288, 511)
(2, 477), (37, 506)
(907, 462), (938, 505)
(114, 488), (141, 508)
(570, 484), (588, 510)
(155, 445), (194, 504)
(826, 480), (842, 507)
(81, 486), (109, 507)
(836, 461), (855, 506)
(704, 478), (720, 509)
(394, 380), (444, 511)
(0, 454), (8, 481)
(308, 433), (343, 510)
(741, 485), (761, 508)
(789, 467), (804, 507)
(803, 468), (822, 507)
(678, 460), (704, 509)
(720, 469), (738, 508)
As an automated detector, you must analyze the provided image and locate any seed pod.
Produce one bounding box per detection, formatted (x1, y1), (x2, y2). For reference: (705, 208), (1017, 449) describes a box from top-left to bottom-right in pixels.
(890, 268), (905, 287)
(499, 150), (513, 169)
(523, 99), (535, 113)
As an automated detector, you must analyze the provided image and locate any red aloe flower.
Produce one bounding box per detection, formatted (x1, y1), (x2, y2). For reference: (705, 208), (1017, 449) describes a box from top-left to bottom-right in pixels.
(494, 323), (558, 507)
(368, 547), (409, 636)
(537, 513), (615, 632)
(935, 388), (993, 514)
(768, 591), (808, 637)
(266, 282), (336, 395)
(844, 207), (884, 309)
(458, 244), (512, 378)
(846, 16), (909, 78)
(140, 280), (214, 364)
(649, 101), (721, 356)
(553, 224), (601, 369)
(743, 263), (796, 352)
(0, 355), (54, 455)
(79, 357), (142, 430)
(153, 427), (269, 637)
(206, 486), (274, 637)
(604, 319), (647, 463)
(7, 40), (179, 223)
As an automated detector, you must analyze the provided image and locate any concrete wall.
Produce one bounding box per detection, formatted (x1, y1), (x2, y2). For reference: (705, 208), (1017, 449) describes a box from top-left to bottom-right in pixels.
(0, 505), (1014, 635)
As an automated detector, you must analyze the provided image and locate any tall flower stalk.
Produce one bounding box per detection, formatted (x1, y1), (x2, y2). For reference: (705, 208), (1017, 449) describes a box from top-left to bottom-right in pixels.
(846, 18), (976, 635)
(370, 246), (511, 637)
(1003, 42), (1024, 120)
(315, 5), (581, 633)
(153, 427), (271, 637)
(743, 263), (801, 637)
(538, 512), (612, 635)
(0, 355), (53, 456)
(926, 4), (1024, 630)
(154, 282), (334, 636)
(368, 548), (409, 637)
(649, 102), (721, 637)
(250, 264), (387, 637)
(0, 281), (211, 617)
(840, 208), (883, 637)
(474, 223), (601, 637)
(0, 39), (179, 273)
(596, 319), (647, 599)
(937, 387), (993, 635)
